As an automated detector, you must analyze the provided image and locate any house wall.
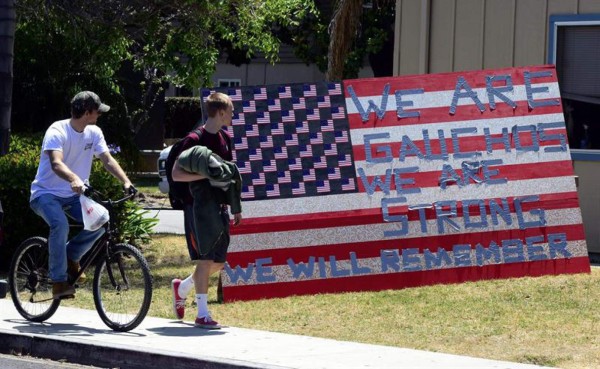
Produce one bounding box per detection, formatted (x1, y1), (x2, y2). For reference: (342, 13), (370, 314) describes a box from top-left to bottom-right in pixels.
(395, 0), (600, 75)
(394, 0), (600, 253)
(214, 62), (326, 87)
(211, 45), (374, 88)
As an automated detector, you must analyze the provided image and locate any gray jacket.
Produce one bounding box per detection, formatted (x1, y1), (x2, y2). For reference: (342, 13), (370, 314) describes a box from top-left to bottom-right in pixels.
(177, 145), (242, 214)
(176, 145), (243, 255)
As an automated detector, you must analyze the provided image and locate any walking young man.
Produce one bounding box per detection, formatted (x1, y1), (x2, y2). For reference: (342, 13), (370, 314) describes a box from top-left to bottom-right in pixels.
(171, 92), (242, 329)
(30, 91), (134, 299)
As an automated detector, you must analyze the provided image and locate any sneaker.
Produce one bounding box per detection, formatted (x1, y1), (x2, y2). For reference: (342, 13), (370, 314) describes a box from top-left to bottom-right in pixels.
(194, 315), (221, 329)
(67, 259), (86, 284)
(52, 282), (75, 300)
(171, 279), (186, 319)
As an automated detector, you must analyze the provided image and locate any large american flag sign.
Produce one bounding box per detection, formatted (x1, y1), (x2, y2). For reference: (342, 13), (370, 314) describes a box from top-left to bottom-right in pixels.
(202, 65), (590, 302)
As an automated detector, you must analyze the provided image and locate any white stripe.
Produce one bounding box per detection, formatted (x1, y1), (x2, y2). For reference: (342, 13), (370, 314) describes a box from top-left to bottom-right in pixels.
(349, 113), (566, 145)
(230, 207), (583, 251)
(239, 176), (577, 218)
(223, 240), (587, 286)
(356, 149), (571, 175)
(345, 83), (560, 114)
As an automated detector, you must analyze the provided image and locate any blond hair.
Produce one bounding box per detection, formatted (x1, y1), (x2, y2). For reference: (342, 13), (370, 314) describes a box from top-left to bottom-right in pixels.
(205, 92), (232, 118)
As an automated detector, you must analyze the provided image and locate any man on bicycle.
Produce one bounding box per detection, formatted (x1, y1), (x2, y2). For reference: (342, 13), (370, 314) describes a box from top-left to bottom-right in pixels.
(30, 91), (134, 300)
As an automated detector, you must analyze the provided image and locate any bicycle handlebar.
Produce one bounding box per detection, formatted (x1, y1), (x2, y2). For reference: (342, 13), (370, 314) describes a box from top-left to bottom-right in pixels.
(83, 185), (138, 207)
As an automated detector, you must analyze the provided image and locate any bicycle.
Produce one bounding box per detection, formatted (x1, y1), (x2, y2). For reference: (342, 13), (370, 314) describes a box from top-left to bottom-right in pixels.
(8, 186), (153, 332)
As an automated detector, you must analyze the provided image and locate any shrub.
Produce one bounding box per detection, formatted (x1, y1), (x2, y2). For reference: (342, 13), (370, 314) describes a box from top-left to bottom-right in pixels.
(119, 201), (159, 246)
(0, 134), (45, 269)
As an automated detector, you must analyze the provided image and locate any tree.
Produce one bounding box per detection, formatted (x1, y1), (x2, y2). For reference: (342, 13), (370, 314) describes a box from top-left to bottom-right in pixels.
(327, 0), (396, 80)
(280, 0), (395, 81)
(12, 0), (318, 143)
(15, 0), (317, 88)
(0, 0), (15, 156)
(326, 0), (363, 80)
(0, 0), (15, 251)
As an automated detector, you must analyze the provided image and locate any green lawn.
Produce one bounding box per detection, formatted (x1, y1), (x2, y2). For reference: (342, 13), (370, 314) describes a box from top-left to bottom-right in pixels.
(4, 234), (600, 369)
(133, 177), (163, 196)
(146, 235), (600, 369)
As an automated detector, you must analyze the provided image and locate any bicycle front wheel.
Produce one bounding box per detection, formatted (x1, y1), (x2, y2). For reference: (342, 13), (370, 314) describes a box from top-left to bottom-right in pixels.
(9, 237), (61, 322)
(92, 243), (152, 332)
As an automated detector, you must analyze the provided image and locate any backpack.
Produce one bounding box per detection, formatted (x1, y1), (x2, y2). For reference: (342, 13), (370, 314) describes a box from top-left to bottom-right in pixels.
(165, 128), (231, 210)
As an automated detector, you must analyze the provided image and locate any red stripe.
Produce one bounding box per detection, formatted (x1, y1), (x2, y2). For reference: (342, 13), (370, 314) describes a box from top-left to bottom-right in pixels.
(227, 224), (586, 267)
(231, 192), (580, 235)
(221, 256), (590, 302)
(351, 128), (566, 162)
(343, 65), (557, 96)
(347, 101), (564, 130)
(356, 160), (575, 192)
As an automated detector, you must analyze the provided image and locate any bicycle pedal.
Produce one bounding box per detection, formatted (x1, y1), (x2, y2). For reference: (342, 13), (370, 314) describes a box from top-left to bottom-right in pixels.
(59, 294), (75, 300)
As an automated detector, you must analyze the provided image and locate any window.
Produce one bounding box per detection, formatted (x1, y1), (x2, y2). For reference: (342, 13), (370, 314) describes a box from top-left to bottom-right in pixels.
(548, 14), (600, 152)
(218, 79), (241, 87)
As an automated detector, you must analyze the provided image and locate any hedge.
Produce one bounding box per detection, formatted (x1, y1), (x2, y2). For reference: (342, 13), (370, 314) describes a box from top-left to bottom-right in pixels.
(164, 97), (203, 139)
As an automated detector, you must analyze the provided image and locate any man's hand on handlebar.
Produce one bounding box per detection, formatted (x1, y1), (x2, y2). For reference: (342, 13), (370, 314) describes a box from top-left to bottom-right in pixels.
(125, 184), (138, 197)
(71, 178), (85, 194)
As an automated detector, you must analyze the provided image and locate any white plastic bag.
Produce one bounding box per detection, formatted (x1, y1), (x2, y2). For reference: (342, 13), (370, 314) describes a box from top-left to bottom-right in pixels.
(80, 194), (109, 231)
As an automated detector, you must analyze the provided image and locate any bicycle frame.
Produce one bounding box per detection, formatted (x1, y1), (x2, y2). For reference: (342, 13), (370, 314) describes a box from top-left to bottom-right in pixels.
(68, 189), (135, 287)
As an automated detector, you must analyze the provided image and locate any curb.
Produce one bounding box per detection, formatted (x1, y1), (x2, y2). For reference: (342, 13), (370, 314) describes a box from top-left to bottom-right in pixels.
(0, 280), (6, 299)
(0, 330), (286, 369)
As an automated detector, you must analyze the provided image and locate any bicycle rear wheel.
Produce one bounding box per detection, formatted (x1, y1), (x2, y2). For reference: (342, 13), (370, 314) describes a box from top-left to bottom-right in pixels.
(92, 243), (152, 332)
(9, 237), (61, 322)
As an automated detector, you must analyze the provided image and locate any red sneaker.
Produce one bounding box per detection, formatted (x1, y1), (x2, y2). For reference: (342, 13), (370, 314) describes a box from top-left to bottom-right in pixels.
(171, 279), (186, 320)
(194, 315), (221, 329)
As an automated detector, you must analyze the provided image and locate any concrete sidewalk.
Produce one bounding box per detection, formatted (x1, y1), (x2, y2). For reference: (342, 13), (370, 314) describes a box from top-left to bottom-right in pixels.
(0, 299), (554, 369)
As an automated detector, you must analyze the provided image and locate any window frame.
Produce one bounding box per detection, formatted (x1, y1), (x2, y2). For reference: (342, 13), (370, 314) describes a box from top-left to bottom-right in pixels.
(217, 79), (242, 88)
(548, 14), (600, 161)
(547, 14), (600, 65)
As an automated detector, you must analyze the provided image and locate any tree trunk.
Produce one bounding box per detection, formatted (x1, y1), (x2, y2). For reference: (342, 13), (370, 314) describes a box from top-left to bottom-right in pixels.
(0, 0), (15, 156)
(326, 0), (363, 81)
(133, 81), (167, 150)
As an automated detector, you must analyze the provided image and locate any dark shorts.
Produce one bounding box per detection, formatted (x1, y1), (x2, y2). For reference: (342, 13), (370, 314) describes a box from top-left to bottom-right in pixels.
(183, 204), (230, 263)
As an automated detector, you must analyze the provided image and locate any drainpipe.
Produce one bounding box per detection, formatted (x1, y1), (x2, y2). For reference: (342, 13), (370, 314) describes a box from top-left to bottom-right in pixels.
(393, 0), (401, 75)
(419, 0), (431, 75)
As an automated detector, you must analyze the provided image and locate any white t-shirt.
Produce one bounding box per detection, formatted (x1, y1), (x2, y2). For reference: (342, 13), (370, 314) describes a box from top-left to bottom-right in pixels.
(30, 119), (109, 201)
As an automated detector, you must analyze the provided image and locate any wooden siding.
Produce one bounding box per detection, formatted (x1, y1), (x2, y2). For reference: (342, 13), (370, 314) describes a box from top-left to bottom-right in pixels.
(395, 0), (600, 75)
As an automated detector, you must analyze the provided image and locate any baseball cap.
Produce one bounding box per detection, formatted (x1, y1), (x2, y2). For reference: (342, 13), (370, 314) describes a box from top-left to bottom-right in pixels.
(71, 91), (110, 113)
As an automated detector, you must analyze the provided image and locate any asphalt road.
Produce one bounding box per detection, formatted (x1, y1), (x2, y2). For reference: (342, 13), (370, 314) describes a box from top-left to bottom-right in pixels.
(0, 354), (104, 369)
(144, 208), (184, 234)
